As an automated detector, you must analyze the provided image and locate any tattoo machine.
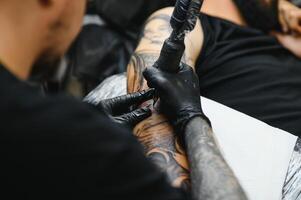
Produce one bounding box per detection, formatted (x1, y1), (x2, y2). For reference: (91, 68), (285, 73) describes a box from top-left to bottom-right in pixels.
(153, 0), (204, 73)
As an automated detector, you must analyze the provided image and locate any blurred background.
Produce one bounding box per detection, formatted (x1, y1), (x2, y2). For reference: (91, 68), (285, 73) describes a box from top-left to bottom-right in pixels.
(44, 0), (176, 97)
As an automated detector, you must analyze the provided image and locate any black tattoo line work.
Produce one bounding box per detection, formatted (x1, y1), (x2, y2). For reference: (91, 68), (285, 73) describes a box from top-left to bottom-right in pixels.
(145, 14), (173, 27)
(141, 14), (173, 45)
(128, 52), (159, 92)
(185, 117), (248, 200)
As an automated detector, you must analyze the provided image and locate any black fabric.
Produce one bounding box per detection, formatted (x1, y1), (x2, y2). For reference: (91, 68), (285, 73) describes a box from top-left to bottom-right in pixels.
(88, 0), (175, 30)
(233, 0), (281, 32)
(69, 24), (131, 92)
(197, 13), (301, 137)
(67, 0), (176, 95)
(0, 64), (189, 199)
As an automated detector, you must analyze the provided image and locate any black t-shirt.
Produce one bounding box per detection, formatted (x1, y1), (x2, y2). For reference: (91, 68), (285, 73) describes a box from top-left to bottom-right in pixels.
(197, 13), (301, 137)
(0, 64), (188, 199)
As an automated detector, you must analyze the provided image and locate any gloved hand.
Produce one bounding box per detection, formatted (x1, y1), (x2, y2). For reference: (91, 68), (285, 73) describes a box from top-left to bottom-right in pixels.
(89, 89), (155, 128)
(143, 63), (210, 132)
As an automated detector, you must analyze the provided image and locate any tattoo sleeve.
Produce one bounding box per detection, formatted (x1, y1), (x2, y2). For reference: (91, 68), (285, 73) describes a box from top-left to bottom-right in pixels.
(127, 10), (192, 190)
(128, 53), (191, 189)
(185, 117), (248, 200)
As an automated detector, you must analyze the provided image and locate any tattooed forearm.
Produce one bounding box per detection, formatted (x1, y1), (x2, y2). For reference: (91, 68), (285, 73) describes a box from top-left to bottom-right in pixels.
(127, 50), (190, 189)
(185, 117), (248, 200)
(127, 12), (192, 188)
(127, 7), (202, 190)
(128, 52), (159, 92)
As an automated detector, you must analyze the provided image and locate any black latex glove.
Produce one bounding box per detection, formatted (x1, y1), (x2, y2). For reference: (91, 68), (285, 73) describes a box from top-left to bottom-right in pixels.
(90, 89), (155, 128)
(143, 63), (210, 132)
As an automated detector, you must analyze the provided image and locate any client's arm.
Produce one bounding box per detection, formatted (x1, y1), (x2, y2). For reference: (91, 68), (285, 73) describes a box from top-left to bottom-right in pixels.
(127, 7), (203, 189)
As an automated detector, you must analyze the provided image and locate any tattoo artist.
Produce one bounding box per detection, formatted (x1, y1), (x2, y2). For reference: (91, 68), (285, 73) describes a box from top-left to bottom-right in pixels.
(0, 0), (245, 199)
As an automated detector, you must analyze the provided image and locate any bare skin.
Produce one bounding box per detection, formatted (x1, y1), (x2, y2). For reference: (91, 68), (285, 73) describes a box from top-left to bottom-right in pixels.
(202, 0), (246, 26)
(275, 0), (301, 57)
(279, 0), (301, 34)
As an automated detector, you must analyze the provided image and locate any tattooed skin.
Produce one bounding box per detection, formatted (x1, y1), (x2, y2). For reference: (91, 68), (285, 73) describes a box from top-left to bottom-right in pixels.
(128, 50), (190, 189)
(186, 117), (248, 200)
(141, 15), (173, 45)
(127, 12), (191, 188)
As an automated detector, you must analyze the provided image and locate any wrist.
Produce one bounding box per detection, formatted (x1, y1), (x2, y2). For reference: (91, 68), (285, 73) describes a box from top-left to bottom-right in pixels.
(177, 115), (212, 150)
(175, 110), (211, 134)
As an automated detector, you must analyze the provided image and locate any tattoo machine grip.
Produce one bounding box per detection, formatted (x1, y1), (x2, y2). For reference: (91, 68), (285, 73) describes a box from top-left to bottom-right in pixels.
(153, 0), (203, 73)
(153, 38), (185, 73)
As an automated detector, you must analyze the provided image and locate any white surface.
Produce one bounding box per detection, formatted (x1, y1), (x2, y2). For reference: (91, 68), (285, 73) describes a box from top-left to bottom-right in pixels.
(202, 97), (297, 200)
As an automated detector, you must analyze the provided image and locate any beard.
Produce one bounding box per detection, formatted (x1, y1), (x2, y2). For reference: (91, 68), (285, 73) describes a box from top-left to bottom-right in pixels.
(29, 49), (62, 83)
(233, 0), (281, 32)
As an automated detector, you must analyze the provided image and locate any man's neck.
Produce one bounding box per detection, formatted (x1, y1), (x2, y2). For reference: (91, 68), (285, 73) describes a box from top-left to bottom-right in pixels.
(0, 10), (41, 80)
(202, 0), (246, 26)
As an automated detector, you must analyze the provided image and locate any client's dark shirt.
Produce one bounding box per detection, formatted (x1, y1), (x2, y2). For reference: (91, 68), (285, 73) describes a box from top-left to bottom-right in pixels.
(197, 13), (301, 137)
(0, 64), (188, 199)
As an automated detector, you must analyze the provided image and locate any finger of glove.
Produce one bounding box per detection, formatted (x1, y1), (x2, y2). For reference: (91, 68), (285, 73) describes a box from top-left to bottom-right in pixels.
(178, 63), (199, 85)
(116, 107), (152, 127)
(143, 67), (169, 89)
(179, 62), (194, 73)
(104, 89), (155, 114)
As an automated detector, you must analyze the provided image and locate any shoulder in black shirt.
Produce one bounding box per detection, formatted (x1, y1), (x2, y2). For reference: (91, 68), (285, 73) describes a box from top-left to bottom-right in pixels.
(197, 13), (301, 137)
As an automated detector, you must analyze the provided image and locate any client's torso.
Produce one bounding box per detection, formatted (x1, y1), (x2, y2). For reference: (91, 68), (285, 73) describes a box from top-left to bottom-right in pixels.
(197, 13), (301, 137)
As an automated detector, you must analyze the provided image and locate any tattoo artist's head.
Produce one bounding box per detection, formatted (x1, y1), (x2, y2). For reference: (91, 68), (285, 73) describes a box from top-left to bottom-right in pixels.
(0, 0), (86, 81)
